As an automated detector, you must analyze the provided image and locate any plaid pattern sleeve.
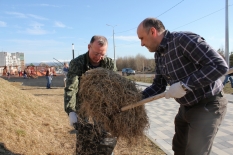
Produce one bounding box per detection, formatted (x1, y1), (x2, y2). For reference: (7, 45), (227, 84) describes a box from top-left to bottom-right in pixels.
(143, 30), (228, 106)
(142, 70), (167, 98)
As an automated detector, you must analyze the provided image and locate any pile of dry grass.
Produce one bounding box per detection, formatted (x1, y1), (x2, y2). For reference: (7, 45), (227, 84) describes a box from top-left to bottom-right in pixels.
(0, 78), (75, 155)
(78, 68), (149, 145)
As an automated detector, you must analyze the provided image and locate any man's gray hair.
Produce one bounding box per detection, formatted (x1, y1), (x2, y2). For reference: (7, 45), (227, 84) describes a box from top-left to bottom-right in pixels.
(142, 18), (165, 33)
(89, 35), (108, 46)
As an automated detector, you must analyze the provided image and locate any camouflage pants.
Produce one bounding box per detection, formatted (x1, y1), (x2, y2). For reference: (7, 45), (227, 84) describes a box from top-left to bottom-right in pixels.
(74, 122), (117, 155)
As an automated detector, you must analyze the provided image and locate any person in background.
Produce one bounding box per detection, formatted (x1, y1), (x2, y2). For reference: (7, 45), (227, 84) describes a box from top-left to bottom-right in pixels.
(27, 67), (31, 78)
(63, 62), (69, 87)
(223, 74), (233, 87)
(7, 71), (10, 79)
(223, 67), (233, 87)
(3, 66), (7, 77)
(137, 17), (228, 155)
(18, 70), (21, 77)
(50, 66), (56, 77)
(45, 67), (53, 89)
(64, 35), (117, 155)
(23, 69), (27, 79)
(22, 70), (24, 78)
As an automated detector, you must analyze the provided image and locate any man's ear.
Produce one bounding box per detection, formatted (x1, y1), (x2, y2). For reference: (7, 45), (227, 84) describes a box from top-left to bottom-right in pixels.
(88, 44), (91, 50)
(151, 27), (156, 36)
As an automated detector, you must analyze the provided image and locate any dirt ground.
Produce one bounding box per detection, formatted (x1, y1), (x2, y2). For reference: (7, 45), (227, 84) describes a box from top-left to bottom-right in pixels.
(1, 76), (166, 155)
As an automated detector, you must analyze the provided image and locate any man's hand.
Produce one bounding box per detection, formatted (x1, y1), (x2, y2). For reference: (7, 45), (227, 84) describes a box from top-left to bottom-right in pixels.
(69, 112), (77, 126)
(165, 82), (186, 99)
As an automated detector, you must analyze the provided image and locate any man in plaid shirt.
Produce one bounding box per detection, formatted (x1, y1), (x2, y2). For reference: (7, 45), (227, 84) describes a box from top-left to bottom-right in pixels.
(137, 17), (228, 155)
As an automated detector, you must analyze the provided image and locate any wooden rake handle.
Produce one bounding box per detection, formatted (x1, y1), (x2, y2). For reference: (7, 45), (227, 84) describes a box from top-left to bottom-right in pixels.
(120, 92), (166, 112)
(120, 68), (233, 112)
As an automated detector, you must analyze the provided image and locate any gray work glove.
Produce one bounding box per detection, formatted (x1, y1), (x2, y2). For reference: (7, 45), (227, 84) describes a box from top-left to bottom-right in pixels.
(69, 112), (77, 126)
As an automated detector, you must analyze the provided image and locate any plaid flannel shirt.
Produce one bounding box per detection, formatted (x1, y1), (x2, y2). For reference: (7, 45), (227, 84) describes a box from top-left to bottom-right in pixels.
(142, 30), (228, 106)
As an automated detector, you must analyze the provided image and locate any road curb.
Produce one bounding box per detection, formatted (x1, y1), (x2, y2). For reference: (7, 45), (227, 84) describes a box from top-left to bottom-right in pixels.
(145, 132), (172, 155)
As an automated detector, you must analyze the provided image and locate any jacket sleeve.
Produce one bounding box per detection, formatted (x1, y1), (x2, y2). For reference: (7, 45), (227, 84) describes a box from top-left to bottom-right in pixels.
(64, 58), (82, 115)
(103, 57), (117, 71)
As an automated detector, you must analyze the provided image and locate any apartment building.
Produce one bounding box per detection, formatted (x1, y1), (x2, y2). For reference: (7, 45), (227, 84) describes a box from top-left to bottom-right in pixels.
(0, 52), (25, 75)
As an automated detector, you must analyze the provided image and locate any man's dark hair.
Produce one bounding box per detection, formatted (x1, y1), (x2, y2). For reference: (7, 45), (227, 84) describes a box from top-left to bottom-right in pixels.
(142, 18), (165, 33)
(89, 35), (108, 46)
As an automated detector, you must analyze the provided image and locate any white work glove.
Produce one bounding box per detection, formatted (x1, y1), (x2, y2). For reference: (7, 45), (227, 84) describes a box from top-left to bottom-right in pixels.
(165, 82), (186, 99)
(69, 112), (77, 126)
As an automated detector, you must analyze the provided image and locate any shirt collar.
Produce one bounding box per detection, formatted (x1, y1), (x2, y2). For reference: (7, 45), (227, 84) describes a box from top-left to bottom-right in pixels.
(156, 30), (170, 54)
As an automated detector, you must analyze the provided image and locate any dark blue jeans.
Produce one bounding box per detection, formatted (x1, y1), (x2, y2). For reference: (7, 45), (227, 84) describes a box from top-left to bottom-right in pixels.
(223, 75), (233, 87)
(172, 91), (227, 155)
(46, 76), (52, 88)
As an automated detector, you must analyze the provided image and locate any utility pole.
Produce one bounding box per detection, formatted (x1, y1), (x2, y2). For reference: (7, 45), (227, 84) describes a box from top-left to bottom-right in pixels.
(225, 0), (229, 66)
(72, 43), (74, 59)
(106, 24), (117, 66)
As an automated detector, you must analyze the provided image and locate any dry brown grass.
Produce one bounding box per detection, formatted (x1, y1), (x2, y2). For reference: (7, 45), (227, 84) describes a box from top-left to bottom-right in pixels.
(0, 78), (76, 155)
(79, 68), (149, 145)
(222, 82), (233, 94)
(0, 77), (166, 155)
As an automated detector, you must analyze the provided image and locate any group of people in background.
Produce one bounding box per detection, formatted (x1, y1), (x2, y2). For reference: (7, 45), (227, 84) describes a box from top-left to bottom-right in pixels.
(2, 64), (69, 89)
(2, 66), (28, 79)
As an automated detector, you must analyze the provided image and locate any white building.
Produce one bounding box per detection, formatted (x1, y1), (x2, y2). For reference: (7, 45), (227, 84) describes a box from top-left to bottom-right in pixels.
(0, 52), (25, 75)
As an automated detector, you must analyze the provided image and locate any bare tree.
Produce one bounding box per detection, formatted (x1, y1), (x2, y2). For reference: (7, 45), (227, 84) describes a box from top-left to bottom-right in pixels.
(135, 54), (146, 71)
(116, 54), (155, 72)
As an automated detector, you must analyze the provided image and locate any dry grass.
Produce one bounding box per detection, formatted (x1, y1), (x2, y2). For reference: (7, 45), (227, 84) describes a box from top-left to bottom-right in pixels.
(125, 75), (154, 84)
(79, 68), (149, 145)
(0, 78), (76, 155)
(0, 77), (166, 155)
(222, 82), (233, 94)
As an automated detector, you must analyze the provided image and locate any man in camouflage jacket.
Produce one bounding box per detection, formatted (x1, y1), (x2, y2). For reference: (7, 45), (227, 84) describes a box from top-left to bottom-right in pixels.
(64, 35), (117, 155)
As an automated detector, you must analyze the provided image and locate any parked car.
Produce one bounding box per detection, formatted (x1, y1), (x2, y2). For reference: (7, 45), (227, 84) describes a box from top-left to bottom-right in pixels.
(122, 68), (136, 76)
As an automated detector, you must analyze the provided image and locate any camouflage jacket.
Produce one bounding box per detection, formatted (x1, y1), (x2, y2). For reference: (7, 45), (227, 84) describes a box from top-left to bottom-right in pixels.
(64, 51), (116, 114)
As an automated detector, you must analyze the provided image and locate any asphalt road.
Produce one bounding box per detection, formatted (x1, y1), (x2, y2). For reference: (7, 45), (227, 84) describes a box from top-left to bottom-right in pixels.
(1, 75), (65, 87)
(134, 73), (155, 78)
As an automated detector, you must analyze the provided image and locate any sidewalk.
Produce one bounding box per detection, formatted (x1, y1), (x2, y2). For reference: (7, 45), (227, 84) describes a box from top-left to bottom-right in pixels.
(136, 82), (233, 155)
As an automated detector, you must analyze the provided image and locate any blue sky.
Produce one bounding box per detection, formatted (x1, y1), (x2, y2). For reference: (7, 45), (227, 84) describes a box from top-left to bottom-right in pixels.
(0, 0), (233, 63)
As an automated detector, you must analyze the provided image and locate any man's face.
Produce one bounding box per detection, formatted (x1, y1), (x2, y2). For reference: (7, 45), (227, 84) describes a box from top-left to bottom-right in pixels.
(88, 40), (107, 65)
(137, 23), (159, 52)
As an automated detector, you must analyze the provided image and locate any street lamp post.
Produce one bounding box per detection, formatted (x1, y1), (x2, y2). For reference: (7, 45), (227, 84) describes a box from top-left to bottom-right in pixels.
(72, 43), (74, 59)
(225, 0), (229, 66)
(106, 24), (117, 66)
